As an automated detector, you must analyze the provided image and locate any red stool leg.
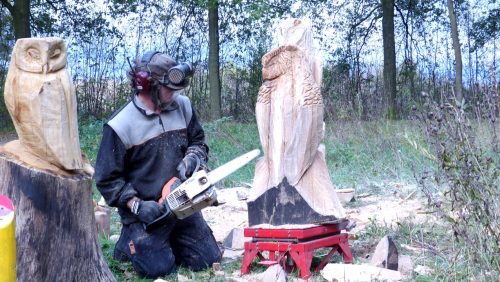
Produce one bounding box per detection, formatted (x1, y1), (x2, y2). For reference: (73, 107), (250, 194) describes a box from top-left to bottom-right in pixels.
(338, 236), (353, 263)
(314, 245), (339, 273)
(289, 250), (314, 279)
(241, 242), (260, 274)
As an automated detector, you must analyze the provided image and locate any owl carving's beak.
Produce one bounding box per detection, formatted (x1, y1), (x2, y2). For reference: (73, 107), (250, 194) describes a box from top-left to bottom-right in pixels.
(41, 55), (49, 74)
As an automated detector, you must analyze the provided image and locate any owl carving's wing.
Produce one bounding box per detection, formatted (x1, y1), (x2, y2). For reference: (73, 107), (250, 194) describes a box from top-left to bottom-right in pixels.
(284, 56), (324, 185)
(261, 45), (297, 81)
(37, 78), (83, 169)
(4, 60), (20, 125)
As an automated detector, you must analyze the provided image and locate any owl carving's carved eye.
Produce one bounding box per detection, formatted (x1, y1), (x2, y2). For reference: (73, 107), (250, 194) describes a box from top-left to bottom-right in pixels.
(50, 48), (61, 58)
(27, 48), (42, 62)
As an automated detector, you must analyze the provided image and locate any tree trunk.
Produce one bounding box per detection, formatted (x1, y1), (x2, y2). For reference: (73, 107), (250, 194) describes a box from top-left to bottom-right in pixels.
(208, 1), (221, 120)
(10, 0), (32, 39)
(381, 0), (398, 119)
(0, 151), (115, 282)
(447, 0), (463, 102)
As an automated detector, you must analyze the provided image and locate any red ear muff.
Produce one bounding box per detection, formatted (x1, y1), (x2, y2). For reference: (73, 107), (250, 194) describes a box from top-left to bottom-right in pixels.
(130, 51), (161, 92)
(134, 71), (150, 92)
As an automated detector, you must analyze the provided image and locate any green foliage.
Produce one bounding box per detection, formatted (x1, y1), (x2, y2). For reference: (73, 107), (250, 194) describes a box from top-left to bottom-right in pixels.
(416, 95), (500, 279)
(80, 117), (435, 190)
(79, 118), (105, 166)
(470, 8), (499, 51)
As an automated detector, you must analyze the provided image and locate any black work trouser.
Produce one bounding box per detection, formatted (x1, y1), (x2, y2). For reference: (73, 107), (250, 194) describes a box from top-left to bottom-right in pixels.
(113, 211), (221, 278)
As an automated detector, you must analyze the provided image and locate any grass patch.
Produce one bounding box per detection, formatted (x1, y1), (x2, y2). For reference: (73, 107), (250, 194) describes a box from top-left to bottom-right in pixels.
(203, 117), (261, 187)
(324, 120), (435, 191)
(355, 215), (499, 281)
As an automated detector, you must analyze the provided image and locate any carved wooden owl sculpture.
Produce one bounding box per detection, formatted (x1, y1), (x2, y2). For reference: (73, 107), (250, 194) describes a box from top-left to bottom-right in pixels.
(4, 37), (83, 170)
(249, 18), (344, 223)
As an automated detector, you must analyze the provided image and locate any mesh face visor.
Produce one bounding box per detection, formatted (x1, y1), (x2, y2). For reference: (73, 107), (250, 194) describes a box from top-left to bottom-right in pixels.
(167, 63), (194, 84)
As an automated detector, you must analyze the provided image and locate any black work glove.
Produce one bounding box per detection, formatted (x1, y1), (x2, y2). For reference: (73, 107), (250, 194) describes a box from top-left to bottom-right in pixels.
(145, 201), (176, 231)
(176, 153), (200, 181)
(131, 200), (165, 224)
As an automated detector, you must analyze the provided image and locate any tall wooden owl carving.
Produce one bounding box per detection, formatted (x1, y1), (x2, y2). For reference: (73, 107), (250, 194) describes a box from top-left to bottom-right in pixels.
(248, 19), (345, 225)
(4, 37), (83, 171)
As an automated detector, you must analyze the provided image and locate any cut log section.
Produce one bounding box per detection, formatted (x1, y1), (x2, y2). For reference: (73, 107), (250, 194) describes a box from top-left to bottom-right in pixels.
(370, 235), (399, 271)
(321, 263), (402, 281)
(0, 152), (115, 281)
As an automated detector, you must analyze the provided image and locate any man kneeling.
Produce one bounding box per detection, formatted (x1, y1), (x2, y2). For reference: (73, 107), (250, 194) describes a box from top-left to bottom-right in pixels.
(95, 51), (221, 278)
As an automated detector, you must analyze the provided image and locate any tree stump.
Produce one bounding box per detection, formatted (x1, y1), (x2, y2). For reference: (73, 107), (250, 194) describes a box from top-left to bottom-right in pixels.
(0, 148), (115, 282)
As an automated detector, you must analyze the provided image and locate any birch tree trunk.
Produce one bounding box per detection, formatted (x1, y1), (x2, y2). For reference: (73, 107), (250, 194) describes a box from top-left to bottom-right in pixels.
(447, 0), (463, 102)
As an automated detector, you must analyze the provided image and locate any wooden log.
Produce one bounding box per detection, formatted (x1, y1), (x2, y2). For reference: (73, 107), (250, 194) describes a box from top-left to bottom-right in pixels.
(249, 18), (344, 225)
(370, 235), (399, 270)
(0, 151), (115, 281)
(320, 263), (402, 281)
(95, 208), (111, 239)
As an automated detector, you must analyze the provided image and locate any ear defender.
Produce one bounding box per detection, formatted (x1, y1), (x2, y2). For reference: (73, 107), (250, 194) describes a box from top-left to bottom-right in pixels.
(129, 51), (195, 91)
(133, 71), (150, 91)
(129, 51), (161, 92)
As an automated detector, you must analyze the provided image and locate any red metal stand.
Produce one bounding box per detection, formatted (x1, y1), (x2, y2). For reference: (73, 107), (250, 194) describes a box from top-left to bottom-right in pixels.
(241, 220), (353, 279)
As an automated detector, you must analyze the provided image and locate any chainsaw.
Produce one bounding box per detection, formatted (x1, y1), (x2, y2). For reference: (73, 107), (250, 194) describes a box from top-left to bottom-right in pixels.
(145, 149), (260, 231)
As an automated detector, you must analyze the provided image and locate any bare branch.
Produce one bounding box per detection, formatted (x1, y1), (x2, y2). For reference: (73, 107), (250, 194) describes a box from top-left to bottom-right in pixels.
(1, 0), (14, 15)
(350, 5), (381, 30)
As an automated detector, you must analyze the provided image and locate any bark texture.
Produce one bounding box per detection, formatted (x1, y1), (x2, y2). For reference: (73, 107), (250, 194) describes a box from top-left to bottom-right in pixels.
(208, 1), (221, 120)
(382, 0), (398, 119)
(0, 152), (115, 282)
(447, 0), (463, 102)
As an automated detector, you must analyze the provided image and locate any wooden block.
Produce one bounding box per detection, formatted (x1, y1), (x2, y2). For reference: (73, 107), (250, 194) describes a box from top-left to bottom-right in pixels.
(321, 263), (402, 281)
(95, 211), (110, 238)
(370, 235), (399, 270)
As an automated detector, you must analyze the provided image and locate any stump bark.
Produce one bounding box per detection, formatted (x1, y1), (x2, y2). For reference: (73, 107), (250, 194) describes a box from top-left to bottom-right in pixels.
(0, 152), (115, 282)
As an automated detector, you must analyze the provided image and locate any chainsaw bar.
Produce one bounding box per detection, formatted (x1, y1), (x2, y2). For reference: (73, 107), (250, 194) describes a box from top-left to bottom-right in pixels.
(206, 149), (261, 185)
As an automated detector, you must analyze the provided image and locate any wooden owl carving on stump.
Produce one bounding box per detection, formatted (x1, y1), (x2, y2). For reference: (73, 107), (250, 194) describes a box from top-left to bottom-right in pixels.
(4, 37), (84, 171)
(0, 38), (112, 281)
(248, 18), (345, 226)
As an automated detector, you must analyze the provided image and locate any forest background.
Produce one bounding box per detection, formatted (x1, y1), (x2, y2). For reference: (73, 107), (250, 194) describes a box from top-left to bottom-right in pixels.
(0, 0), (498, 281)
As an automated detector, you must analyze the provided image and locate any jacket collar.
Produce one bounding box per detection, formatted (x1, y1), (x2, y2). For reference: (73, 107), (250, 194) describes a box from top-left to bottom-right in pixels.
(132, 92), (180, 117)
